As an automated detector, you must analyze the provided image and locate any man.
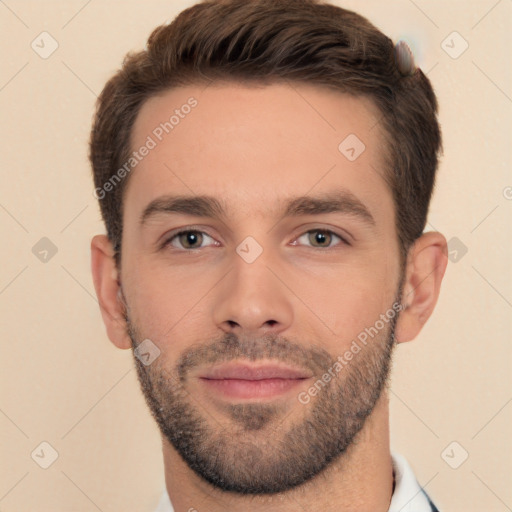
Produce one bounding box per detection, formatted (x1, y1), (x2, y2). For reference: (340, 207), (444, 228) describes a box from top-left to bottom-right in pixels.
(89, 0), (447, 510)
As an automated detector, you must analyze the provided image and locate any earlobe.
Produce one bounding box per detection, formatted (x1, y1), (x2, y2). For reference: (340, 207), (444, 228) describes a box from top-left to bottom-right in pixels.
(90, 234), (132, 350)
(394, 231), (448, 344)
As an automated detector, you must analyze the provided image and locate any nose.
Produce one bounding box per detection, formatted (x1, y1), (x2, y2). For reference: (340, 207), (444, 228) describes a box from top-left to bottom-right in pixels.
(212, 250), (293, 337)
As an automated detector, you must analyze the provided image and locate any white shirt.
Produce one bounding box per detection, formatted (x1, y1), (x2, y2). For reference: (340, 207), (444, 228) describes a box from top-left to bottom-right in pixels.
(153, 453), (439, 511)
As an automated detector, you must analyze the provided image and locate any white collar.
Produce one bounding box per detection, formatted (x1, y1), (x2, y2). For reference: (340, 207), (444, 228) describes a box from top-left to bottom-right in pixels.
(154, 453), (437, 512)
(388, 452), (437, 511)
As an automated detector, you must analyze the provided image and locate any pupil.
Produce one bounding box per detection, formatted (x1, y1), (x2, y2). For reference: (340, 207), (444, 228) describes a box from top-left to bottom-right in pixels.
(183, 231), (200, 247)
(314, 231), (329, 246)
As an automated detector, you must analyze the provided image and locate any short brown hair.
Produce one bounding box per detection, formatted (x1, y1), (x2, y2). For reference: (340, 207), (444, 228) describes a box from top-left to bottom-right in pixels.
(89, 0), (441, 266)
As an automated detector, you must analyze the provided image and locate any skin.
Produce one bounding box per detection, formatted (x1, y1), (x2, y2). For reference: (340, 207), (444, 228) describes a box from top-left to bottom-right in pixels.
(91, 82), (448, 512)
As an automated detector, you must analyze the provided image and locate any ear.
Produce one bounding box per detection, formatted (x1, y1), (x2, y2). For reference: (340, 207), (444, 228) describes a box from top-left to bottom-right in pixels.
(395, 231), (448, 344)
(90, 234), (132, 350)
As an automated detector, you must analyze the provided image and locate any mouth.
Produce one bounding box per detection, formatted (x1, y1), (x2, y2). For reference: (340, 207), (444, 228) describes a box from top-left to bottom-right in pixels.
(198, 362), (313, 400)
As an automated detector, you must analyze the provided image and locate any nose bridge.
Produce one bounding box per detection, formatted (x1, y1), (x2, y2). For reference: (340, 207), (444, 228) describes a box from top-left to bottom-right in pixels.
(212, 240), (293, 334)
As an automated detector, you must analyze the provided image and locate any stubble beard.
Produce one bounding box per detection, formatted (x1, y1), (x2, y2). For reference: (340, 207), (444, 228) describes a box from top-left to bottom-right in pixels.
(126, 299), (400, 495)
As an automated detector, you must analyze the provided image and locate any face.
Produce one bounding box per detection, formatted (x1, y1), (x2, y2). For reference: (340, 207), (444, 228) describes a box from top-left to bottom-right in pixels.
(120, 82), (404, 493)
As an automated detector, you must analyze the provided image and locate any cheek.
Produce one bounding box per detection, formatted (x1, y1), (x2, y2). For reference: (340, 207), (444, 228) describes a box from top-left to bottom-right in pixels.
(307, 269), (394, 346)
(296, 253), (399, 348)
(122, 262), (222, 354)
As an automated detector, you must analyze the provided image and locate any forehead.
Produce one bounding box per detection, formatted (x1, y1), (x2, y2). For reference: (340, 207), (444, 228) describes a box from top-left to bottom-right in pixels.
(125, 81), (392, 224)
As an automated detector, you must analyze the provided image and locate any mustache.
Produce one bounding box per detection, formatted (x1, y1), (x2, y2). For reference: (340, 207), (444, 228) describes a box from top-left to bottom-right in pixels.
(175, 332), (334, 382)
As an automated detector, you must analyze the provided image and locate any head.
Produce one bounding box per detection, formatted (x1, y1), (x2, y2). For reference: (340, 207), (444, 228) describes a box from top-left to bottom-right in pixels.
(90, 0), (447, 495)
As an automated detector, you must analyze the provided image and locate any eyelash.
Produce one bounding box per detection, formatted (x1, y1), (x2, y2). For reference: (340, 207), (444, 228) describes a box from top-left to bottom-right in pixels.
(161, 227), (349, 251)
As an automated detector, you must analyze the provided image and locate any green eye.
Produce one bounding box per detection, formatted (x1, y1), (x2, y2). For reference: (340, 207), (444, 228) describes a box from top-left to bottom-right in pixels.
(163, 227), (348, 252)
(309, 230), (333, 247)
(297, 229), (346, 248)
(178, 231), (203, 249)
(165, 230), (216, 250)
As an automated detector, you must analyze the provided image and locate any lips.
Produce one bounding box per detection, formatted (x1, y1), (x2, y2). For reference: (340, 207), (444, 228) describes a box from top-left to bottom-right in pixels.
(198, 362), (313, 400)
(200, 363), (312, 381)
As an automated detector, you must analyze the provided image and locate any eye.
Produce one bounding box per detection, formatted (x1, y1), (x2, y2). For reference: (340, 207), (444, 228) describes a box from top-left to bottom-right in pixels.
(164, 229), (217, 250)
(294, 229), (347, 249)
(162, 227), (348, 252)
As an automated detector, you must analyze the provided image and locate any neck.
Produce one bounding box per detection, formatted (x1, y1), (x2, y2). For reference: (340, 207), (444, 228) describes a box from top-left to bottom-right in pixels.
(162, 392), (393, 512)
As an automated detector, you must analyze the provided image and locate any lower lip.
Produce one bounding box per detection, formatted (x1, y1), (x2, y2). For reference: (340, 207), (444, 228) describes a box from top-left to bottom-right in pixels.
(200, 378), (307, 399)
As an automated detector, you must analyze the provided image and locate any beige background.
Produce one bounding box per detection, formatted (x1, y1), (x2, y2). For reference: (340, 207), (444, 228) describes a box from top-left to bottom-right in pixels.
(1, 0), (511, 510)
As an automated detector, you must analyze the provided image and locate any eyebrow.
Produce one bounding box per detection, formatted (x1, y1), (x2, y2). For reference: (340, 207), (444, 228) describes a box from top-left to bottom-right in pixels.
(139, 189), (376, 227)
